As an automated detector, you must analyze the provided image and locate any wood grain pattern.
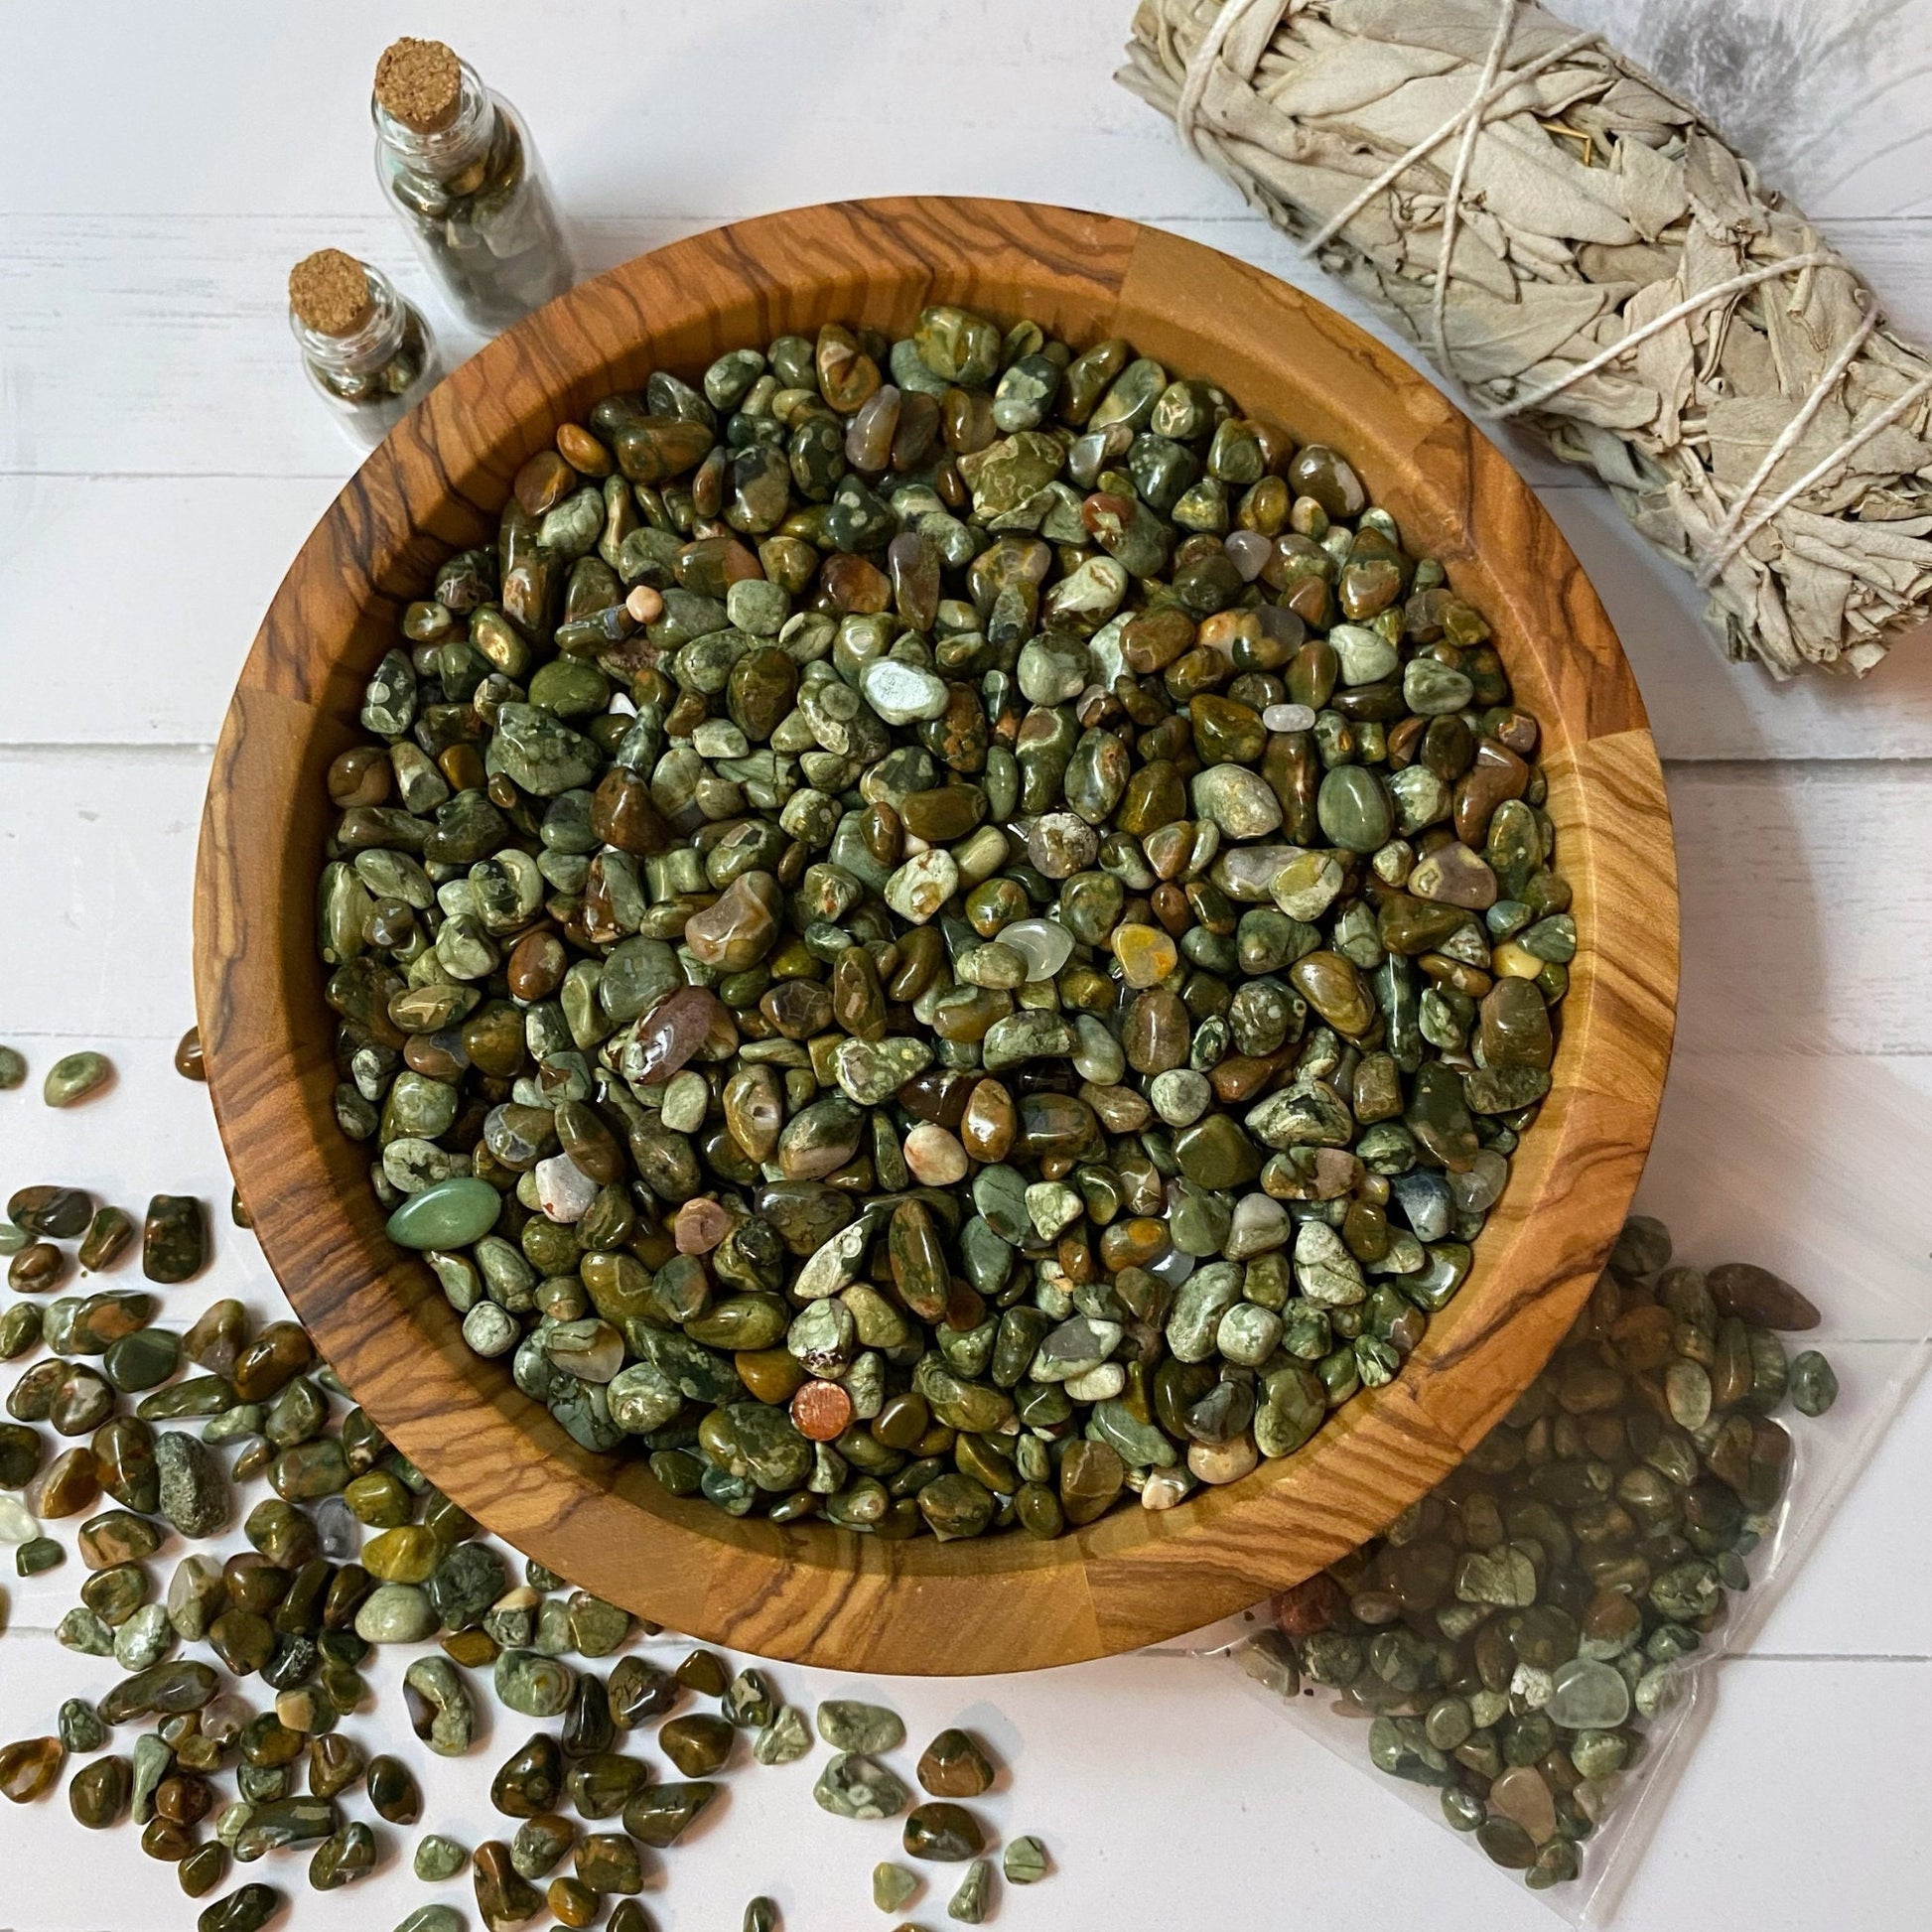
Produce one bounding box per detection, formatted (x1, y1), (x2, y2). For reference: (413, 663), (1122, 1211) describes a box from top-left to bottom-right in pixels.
(193, 197), (1678, 1674)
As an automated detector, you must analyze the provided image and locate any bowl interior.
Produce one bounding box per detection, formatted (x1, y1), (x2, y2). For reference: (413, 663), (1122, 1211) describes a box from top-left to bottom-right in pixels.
(195, 198), (1676, 1673)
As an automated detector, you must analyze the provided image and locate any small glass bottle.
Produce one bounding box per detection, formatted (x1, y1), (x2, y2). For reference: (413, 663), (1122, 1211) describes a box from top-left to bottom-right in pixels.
(288, 249), (441, 449)
(370, 37), (575, 334)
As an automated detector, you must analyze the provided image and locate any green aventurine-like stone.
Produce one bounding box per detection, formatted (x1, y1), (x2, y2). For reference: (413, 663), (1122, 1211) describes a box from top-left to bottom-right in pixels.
(1003, 1835), (1049, 1883)
(385, 1177), (502, 1250)
(875, 1862), (920, 1911)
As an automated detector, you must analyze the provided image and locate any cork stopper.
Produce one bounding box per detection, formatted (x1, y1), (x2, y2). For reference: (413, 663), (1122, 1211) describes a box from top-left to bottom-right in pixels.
(373, 37), (463, 133)
(289, 249), (374, 338)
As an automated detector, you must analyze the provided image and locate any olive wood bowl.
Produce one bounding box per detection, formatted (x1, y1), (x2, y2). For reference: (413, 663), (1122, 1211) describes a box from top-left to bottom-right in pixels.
(194, 197), (1678, 1674)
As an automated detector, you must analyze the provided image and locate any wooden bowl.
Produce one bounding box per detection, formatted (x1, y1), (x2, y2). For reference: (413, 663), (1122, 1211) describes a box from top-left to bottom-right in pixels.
(194, 198), (1677, 1674)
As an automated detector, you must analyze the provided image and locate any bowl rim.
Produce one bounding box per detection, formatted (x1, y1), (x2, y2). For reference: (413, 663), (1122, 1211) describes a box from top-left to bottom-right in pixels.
(194, 195), (1678, 1674)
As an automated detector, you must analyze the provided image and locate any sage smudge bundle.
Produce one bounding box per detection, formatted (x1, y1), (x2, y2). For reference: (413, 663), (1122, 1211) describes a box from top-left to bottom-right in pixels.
(1120, 0), (1932, 677)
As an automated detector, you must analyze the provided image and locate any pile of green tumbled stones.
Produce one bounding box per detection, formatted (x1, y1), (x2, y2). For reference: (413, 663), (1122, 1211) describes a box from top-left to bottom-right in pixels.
(1240, 1215), (1838, 1890)
(323, 298), (1577, 1540)
(809, 1697), (1050, 1923)
(0, 1051), (1056, 1931)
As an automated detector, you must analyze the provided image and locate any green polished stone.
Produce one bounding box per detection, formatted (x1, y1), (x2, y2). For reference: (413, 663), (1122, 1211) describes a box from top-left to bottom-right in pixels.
(413, 1835), (469, 1882)
(814, 1752), (908, 1820)
(494, 1648), (575, 1719)
(816, 1700), (904, 1754)
(947, 1857), (993, 1923)
(143, 1195), (207, 1284)
(622, 1779), (719, 1848)
(1316, 765), (1394, 853)
(44, 1051), (113, 1108)
(385, 1176), (502, 1250)
(1003, 1835), (1049, 1884)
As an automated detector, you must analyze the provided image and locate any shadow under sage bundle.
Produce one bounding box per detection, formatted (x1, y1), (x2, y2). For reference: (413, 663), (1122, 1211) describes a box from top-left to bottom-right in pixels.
(1120, 0), (1932, 677)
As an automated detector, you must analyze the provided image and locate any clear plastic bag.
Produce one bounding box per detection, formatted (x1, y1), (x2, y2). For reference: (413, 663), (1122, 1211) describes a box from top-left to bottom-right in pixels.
(1193, 1052), (1932, 1923)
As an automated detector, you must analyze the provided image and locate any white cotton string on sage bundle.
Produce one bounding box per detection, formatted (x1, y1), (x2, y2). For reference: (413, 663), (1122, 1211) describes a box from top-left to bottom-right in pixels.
(1119, 0), (1932, 677)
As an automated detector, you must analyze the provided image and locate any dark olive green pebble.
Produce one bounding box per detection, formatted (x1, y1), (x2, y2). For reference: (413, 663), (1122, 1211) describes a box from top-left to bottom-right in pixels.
(7, 1186), (92, 1238)
(622, 1779), (718, 1847)
(674, 1649), (730, 1696)
(69, 1752), (132, 1827)
(608, 1656), (679, 1724)
(902, 1801), (986, 1861)
(1476, 1817), (1537, 1869)
(9, 1242), (67, 1293)
(566, 1751), (648, 1819)
(17, 1535), (64, 1576)
(180, 1842), (230, 1898)
(0, 1304), (42, 1358)
(197, 1883), (284, 1932)
(1790, 1350), (1838, 1416)
(309, 1820), (377, 1890)
(0, 1422), (42, 1487)
(144, 1195), (208, 1285)
(576, 1831), (645, 1893)
(491, 1733), (563, 1817)
(659, 1713), (734, 1776)
(105, 1326), (180, 1392)
(365, 1752), (422, 1824)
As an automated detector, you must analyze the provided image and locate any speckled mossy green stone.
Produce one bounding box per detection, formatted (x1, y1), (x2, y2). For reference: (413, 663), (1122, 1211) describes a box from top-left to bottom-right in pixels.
(414, 1834), (469, 1882)
(754, 1705), (811, 1764)
(44, 1051), (112, 1108)
(495, 1647), (575, 1718)
(815, 1753), (908, 1820)
(817, 1700), (905, 1754)
(143, 1195), (207, 1284)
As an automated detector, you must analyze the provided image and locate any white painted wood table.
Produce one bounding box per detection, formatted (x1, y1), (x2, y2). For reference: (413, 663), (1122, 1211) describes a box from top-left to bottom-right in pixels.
(3, 4), (1931, 1927)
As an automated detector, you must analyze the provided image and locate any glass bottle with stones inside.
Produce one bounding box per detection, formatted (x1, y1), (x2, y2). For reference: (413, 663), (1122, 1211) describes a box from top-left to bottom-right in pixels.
(287, 248), (441, 449)
(370, 36), (574, 333)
